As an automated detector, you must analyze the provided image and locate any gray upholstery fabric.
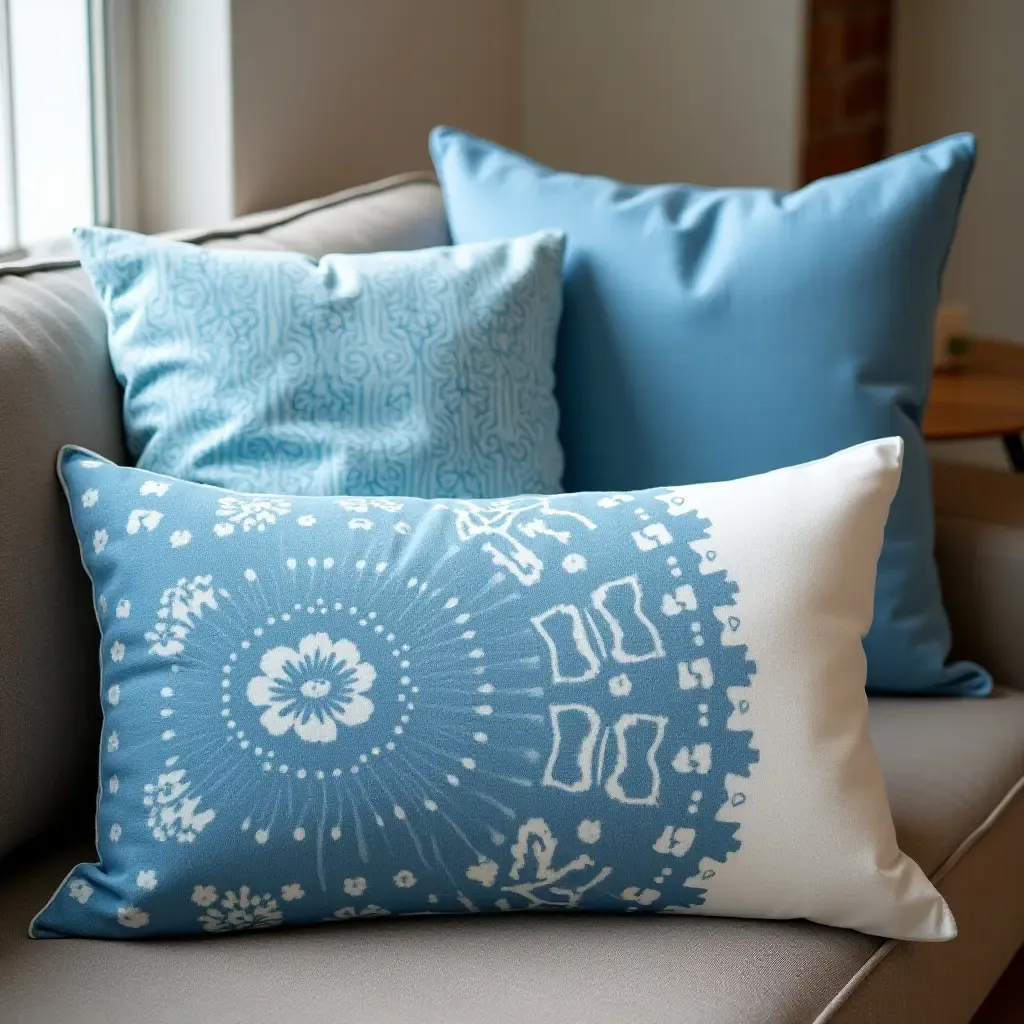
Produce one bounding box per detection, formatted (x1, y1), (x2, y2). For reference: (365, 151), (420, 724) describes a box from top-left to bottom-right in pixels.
(932, 460), (1024, 692)
(2, 692), (1021, 1024)
(0, 268), (127, 859)
(0, 175), (450, 860)
(867, 689), (1024, 874)
(204, 176), (449, 256)
(825, 792), (1024, 1024)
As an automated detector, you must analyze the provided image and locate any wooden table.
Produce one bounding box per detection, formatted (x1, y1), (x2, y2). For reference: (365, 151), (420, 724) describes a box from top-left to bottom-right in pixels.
(924, 339), (1024, 471)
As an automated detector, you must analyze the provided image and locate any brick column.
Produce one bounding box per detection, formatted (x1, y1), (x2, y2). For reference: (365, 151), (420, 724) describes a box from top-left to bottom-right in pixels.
(802, 0), (892, 184)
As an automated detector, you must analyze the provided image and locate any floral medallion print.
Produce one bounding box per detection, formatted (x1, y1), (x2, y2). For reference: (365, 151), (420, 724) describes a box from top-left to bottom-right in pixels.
(215, 496), (291, 535)
(32, 449), (757, 939)
(246, 634), (375, 742)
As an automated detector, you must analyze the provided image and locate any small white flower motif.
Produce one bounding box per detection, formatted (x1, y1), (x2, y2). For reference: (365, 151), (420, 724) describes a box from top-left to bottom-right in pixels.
(621, 886), (661, 906)
(348, 518), (373, 531)
(115, 599), (131, 618)
(562, 553), (587, 574)
(117, 906), (150, 929)
(281, 883), (305, 902)
(169, 530), (192, 548)
(136, 870), (158, 891)
(140, 480), (171, 497)
(109, 823), (122, 842)
(577, 820), (602, 844)
(246, 633), (375, 743)
(342, 876), (367, 897)
(108, 775), (119, 794)
(81, 488), (99, 508)
(68, 879), (93, 904)
(143, 769), (215, 843)
(107, 731), (119, 753)
(107, 684), (120, 706)
(191, 885), (218, 908)
(126, 509), (163, 534)
(370, 498), (404, 513)
(93, 529), (109, 554)
(144, 620), (186, 658)
(296, 514), (317, 527)
(213, 522), (235, 537)
(80, 459), (103, 469)
(393, 522), (411, 535)
(217, 496), (291, 533)
(336, 498), (369, 513)
(393, 870), (417, 889)
(110, 641), (125, 663)
(197, 886), (283, 932)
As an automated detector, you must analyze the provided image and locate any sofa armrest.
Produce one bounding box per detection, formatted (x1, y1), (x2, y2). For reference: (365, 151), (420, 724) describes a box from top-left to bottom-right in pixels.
(932, 460), (1024, 691)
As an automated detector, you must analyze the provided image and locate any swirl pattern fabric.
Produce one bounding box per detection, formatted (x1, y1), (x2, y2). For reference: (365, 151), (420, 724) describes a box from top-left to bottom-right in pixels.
(32, 440), (952, 941)
(75, 227), (565, 499)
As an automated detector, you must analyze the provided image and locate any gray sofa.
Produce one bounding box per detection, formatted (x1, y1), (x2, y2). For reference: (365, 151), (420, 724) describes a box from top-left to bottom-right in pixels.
(0, 174), (1021, 1024)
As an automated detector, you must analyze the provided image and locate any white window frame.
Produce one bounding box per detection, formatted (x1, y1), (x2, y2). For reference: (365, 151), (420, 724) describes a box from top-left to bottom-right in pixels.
(0, 0), (136, 259)
(103, 0), (139, 232)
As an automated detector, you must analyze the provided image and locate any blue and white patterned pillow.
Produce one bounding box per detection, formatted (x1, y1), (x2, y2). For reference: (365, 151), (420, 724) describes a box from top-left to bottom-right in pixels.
(32, 440), (953, 941)
(75, 227), (565, 498)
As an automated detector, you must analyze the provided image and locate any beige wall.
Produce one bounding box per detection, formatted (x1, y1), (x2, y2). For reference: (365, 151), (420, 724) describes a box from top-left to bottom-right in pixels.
(522, 0), (806, 189)
(137, 0), (809, 224)
(891, 0), (1024, 343)
(229, 0), (522, 214)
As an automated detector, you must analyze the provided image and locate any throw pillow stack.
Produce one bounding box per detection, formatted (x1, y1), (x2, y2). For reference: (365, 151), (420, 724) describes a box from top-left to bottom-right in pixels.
(32, 128), (983, 943)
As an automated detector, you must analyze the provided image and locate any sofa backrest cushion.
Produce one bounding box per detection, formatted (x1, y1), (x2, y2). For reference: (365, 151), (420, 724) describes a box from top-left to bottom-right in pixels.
(0, 174), (448, 859)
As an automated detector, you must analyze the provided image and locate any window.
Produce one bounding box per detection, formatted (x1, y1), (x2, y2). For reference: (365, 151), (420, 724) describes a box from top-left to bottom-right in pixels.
(0, 0), (112, 257)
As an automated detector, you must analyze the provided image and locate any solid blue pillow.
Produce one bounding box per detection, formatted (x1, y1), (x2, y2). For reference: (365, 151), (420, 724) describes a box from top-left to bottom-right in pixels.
(76, 226), (566, 499)
(430, 128), (989, 697)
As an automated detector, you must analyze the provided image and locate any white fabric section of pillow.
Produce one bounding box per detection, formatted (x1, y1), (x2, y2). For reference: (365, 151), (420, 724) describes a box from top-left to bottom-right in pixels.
(676, 437), (953, 939)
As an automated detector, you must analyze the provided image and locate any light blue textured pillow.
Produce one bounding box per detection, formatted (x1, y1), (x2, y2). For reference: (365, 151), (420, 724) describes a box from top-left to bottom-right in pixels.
(75, 226), (565, 499)
(430, 127), (989, 697)
(33, 441), (953, 941)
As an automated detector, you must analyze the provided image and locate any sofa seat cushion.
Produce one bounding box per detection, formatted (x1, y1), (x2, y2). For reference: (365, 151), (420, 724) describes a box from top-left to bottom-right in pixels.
(2, 691), (1022, 1023)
